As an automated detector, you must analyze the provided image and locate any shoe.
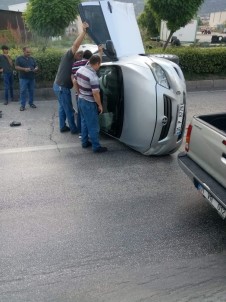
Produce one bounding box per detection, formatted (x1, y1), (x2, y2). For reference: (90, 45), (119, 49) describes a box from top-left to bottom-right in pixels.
(4, 101), (8, 105)
(11, 98), (18, 102)
(71, 130), (79, 134)
(93, 146), (108, 153)
(10, 121), (21, 127)
(79, 134), (82, 139)
(60, 126), (70, 133)
(30, 104), (37, 108)
(82, 141), (92, 148)
(20, 106), (25, 111)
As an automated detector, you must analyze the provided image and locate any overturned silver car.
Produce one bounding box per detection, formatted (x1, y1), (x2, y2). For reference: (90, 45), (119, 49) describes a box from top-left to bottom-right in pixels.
(79, 0), (186, 155)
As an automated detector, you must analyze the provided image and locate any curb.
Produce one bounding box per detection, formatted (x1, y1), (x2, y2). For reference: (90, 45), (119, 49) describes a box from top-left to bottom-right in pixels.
(0, 87), (55, 101)
(186, 79), (226, 91)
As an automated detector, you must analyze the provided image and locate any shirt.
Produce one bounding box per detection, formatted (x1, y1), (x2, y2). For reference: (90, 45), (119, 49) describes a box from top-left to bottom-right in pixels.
(76, 64), (100, 102)
(54, 49), (75, 89)
(71, 59), (88, 76)
(15, 55), (37, 79)
(0, 54), (13, 73)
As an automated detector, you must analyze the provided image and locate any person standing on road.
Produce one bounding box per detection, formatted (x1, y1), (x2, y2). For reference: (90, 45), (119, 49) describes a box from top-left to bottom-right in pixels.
(53, 22), (89, 134)
(15, 47), (38, 111)
(74, 54), (108, 153)
(0, 45), (16, 105)
(71, 48), (101, 138)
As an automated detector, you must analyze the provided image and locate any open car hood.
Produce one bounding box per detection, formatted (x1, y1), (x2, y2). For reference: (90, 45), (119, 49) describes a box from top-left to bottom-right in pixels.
(79, 0), (145, 60)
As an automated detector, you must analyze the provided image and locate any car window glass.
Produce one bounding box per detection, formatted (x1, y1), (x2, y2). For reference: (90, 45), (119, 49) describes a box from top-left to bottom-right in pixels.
(98, 66), (124, 137)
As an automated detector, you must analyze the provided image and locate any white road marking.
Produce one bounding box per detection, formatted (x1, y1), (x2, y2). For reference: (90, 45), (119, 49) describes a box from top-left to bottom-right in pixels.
(0, 143), (80, 154)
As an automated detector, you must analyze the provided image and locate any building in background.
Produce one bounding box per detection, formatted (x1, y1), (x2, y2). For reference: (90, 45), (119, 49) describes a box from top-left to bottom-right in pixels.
(209, 11), (226, 29)
(160, 19), (198, 43)
(0, 9), (30, 44)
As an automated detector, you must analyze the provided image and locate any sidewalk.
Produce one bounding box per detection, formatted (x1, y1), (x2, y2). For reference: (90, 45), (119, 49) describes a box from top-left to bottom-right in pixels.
(0, 79), (226, 101)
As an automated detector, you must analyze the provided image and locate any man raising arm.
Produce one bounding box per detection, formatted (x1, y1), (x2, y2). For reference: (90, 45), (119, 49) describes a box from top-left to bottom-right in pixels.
(53, 22), (89, 134)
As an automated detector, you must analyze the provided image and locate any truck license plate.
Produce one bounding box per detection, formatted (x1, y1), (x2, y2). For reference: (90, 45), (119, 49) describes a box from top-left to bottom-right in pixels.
(197, 184), (226, 219)
(175, 104), (184, 135)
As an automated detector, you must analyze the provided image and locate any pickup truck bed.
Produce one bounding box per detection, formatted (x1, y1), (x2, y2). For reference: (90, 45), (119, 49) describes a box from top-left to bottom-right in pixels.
(186, 114), (226, 188)
(199, 113), (226, 132)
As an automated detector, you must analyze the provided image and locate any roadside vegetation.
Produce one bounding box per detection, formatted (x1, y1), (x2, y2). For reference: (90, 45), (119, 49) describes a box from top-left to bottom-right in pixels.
(138, 0), (204, 49)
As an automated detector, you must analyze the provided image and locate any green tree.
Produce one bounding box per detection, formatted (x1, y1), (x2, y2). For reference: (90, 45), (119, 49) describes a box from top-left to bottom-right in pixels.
(147, 0), (204, 49)
(138, 3), (160, 37)
(24, 0), (81, 42)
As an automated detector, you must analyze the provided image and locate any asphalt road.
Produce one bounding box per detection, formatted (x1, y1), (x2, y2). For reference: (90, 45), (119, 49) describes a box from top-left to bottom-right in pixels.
(0, 89), (226, 302)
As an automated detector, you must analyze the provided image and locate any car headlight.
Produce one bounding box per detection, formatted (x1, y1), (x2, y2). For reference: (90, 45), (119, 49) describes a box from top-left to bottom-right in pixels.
(148, 62), (170, 89)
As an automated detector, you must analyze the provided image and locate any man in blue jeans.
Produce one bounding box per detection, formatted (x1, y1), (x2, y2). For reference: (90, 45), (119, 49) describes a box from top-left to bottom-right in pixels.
(74, 55), (108, 153)
(15, 47), (38, 111)
(0, 45), (15, 105)
(53, 22), (89, 134)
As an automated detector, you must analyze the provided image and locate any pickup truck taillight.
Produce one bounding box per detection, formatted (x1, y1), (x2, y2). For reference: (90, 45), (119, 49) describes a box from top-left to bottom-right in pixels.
(185, 124), (192, 152)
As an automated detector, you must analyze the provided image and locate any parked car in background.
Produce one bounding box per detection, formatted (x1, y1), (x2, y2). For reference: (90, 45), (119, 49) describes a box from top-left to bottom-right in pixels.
(78, 0), (186, 155)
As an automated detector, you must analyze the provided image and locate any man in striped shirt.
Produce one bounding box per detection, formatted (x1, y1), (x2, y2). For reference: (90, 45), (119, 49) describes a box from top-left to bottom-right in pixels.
(75, 54), (107, 153)
(71, 49), (93, 137)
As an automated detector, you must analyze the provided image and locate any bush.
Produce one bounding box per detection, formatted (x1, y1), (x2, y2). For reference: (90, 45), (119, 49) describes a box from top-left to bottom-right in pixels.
(33, 49), (63, 82)
(149, 47), (226, 78)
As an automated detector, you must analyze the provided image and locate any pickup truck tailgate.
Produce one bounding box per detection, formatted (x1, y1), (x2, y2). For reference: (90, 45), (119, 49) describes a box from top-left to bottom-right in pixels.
(188, 117), (226, 188)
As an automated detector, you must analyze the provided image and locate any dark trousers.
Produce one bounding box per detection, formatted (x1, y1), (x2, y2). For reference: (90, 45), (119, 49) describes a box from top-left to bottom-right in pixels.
(3, 72), (14, 101)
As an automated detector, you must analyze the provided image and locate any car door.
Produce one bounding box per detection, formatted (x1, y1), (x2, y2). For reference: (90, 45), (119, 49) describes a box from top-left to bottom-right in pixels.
(79, 0), (145, 59)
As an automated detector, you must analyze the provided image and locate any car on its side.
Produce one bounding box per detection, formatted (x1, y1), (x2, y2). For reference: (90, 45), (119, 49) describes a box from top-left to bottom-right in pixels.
(79, 0), (186, 155)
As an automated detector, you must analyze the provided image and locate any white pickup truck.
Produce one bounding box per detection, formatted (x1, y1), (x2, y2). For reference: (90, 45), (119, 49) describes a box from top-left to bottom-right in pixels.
(178, 113), (226, 219)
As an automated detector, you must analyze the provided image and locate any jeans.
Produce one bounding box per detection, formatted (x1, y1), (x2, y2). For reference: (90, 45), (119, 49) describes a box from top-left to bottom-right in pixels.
(19, 78), (35, 107)
(78, 97), (101, 151)
(76, 95), (81, 134)
(3, 72), (14, 101)
(53, 83), (78, 133)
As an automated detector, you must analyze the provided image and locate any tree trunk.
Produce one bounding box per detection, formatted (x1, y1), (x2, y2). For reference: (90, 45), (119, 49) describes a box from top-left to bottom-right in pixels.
(163, 31), (173, 51)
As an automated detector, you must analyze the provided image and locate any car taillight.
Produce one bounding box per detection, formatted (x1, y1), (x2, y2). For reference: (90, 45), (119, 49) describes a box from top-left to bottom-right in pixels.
(185, 124), (192, 152)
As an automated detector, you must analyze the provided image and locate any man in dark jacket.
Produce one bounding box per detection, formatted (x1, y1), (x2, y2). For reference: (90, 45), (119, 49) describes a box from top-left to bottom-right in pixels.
(0, 45), (15, 105)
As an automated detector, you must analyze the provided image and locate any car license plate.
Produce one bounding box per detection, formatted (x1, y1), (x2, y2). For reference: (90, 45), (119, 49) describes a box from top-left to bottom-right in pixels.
(175, 104), (184, 135)
(197, 183), (226, 219)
